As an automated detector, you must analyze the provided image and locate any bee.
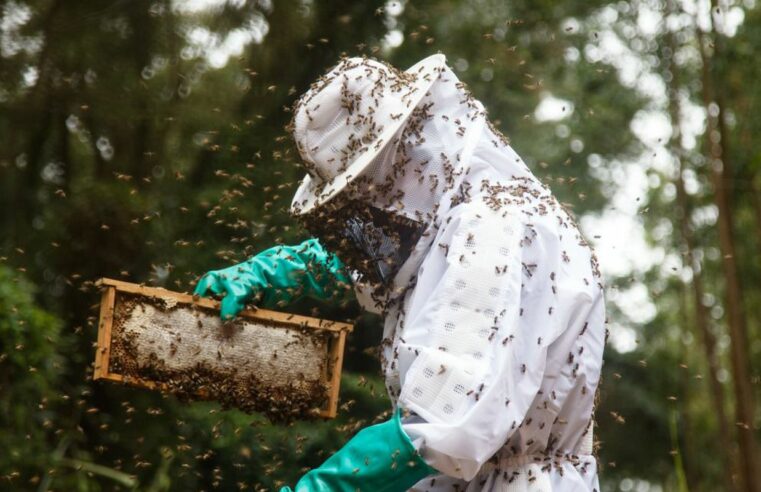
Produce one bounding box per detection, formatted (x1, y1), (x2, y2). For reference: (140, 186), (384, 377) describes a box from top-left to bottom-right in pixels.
(580, 322), (588, 335)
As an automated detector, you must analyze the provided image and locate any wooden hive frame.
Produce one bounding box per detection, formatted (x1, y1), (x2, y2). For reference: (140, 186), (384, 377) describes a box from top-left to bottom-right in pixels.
(94, 278), (353, 419)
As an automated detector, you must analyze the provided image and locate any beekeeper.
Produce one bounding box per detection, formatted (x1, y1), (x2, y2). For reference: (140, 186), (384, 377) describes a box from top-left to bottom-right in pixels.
(195, 54), (607, 491)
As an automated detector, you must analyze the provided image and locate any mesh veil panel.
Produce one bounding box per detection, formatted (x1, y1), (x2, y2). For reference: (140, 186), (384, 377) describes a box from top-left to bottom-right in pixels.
(299, 200), (424, 286)
(307, 111), (352, 178)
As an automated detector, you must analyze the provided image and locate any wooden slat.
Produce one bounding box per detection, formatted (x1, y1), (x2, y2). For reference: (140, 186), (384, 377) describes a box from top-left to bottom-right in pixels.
(322, 330), (348, 418)
(94, 286), (116, 380)
(100, 372), (159, 391)
(95, 277), (352, 333)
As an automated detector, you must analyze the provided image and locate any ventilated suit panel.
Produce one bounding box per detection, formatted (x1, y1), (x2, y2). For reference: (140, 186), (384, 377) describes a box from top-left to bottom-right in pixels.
(387, 202), (544, 480)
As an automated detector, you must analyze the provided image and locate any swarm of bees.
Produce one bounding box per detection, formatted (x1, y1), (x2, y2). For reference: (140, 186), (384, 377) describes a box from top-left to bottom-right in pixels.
(106, 293), (332, 423)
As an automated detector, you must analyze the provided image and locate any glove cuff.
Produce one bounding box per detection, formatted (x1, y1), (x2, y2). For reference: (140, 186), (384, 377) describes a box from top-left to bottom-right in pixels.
(288, 408), (435, 491)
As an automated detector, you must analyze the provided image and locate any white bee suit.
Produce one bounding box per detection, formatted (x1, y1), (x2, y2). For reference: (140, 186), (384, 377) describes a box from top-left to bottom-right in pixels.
(349, 62), (607, 492)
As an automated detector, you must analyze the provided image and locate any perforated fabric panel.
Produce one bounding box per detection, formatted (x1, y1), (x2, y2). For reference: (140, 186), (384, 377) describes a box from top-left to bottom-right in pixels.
(317, 111), (350, 157)
(401, 350), (481, 422)
(392, 202), (526, 480)
(308, 111), (349, 180)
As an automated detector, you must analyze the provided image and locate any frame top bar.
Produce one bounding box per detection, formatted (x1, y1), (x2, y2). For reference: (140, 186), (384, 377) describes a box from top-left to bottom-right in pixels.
(95, 277), (354, 333)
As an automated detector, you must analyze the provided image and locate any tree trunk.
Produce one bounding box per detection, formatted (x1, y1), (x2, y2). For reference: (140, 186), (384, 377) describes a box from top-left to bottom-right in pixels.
(662, 5), (737, 488)
(673, 100), (738, 492)
(748, 176), (761, 269)
(677, 284), (699, 490)
(696, 9), (760, 492)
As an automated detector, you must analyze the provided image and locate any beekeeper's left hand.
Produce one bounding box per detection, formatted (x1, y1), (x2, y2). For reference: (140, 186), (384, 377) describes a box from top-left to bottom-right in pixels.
(194, 238), (353, 320)
(280, 408), (434, 492)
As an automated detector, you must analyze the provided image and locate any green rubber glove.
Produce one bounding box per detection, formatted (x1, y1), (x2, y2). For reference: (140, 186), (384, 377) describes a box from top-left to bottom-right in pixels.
(194, 238), (353, 320)
(280, 408), (435, 492)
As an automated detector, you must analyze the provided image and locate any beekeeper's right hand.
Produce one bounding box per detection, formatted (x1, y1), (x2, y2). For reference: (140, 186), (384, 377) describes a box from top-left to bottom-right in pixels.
(193, 238), (353, 320)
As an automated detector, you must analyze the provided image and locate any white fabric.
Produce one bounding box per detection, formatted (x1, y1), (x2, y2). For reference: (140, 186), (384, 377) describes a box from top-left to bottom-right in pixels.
(346, 59), (489, 312)
(290, 55), (446, 214)
(344, 58), (606, 491)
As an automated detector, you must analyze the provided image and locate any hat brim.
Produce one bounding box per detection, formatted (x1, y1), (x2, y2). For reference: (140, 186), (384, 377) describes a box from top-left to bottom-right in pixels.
(290, 53), (446, 216)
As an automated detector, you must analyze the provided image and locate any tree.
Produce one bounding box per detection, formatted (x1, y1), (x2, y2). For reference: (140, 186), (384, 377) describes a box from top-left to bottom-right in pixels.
(661, 2), (735, 488)
(695, 4), (761, 490)
(0, 265), (63, 484)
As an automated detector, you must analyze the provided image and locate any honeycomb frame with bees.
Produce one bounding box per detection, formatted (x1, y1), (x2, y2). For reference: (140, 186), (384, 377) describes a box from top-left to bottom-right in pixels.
(93, 278), (352, 421)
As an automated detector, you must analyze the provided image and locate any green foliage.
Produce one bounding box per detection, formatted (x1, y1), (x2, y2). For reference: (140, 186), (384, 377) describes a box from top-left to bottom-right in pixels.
(0, 266), (63, 480)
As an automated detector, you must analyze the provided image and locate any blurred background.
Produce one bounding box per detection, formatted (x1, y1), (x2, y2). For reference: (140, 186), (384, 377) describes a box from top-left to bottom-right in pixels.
(1, 0), (760, 490)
